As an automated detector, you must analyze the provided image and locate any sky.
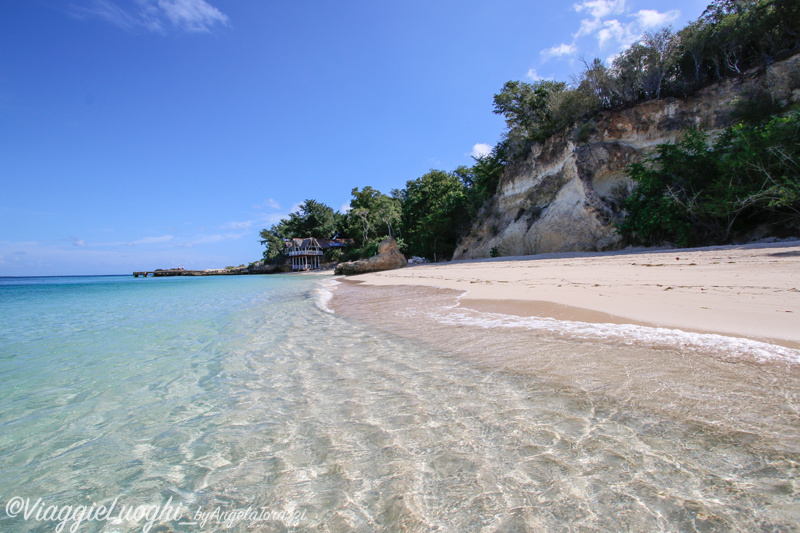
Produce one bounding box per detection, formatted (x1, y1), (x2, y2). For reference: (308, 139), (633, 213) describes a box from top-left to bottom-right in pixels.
(1, 0), (709, 276)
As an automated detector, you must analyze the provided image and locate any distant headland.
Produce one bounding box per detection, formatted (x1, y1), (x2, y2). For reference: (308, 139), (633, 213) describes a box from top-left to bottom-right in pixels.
(133, 262), (282, 277)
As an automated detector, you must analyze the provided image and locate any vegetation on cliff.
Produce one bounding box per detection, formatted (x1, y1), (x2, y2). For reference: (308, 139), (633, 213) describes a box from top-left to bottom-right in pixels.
(493, 0), (800, 163)
(260, 0), (800, 263)
(619, 108), (800, 246)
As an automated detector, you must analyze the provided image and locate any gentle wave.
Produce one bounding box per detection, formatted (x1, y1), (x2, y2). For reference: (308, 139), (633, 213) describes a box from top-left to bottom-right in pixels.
(429, 300), (800, 364)
(312, 278), (340, 313)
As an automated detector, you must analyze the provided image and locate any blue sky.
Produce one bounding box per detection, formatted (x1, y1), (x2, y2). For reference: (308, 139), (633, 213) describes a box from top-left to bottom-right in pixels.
(1, 0), (708, 275)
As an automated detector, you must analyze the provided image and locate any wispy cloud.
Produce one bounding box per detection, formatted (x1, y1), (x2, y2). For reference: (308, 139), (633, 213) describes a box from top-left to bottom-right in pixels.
(221, 208), (293, 232)
(85, 234), (174, 247)
(0, 238), (228, 276)
(526, 69), (553, 82)
(71, 0), (140, 31)
(572, 0), (678, 51)
(541, 43), (578, 60)
(533, 0), (680, 73)
(158, 0), (229, 32)
(185, 232), (248, 246)
(573, 0), (626, 20)
(71, 237), (87, 247)
(253, 198), (283, 211)
(596, 19), (630, 49)
(635, 9), (680, 30)
(71, 0), (229, 33)
(132, 234), (174, 245)
(470, 143), (492, 159)
(92, 231), (243, 248)
(221, 220), (255, 230)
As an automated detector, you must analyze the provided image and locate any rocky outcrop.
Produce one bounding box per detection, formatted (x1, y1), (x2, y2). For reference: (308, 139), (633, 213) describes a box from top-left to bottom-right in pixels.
(138, 261), (287, 277)
(242, 261), (289, 274)
(335, 237), (407, 275)
(454, 53), (800, 259)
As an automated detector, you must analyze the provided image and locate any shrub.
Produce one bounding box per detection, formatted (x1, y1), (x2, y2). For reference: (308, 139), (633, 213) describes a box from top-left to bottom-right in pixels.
(618, 108), (800, 246)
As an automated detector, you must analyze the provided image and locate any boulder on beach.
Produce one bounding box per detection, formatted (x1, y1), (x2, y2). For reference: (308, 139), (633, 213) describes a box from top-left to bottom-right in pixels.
(335, 237), (407, 276)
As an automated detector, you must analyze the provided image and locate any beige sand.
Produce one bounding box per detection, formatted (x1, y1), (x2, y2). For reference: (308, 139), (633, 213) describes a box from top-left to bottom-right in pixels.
(341, 241), (800, 346)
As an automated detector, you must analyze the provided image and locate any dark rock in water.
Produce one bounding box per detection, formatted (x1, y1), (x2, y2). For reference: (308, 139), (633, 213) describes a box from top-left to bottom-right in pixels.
(335, 237), (407, 276)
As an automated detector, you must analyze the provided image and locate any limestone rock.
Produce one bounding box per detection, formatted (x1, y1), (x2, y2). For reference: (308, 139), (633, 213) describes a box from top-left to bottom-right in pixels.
(454, 53), (800, 260)
(335, 237), (407, 275)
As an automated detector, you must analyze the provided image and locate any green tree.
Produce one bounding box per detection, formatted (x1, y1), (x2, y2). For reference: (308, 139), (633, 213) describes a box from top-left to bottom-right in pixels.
(493, 80), (570, 145)
(344, 186), (401, 245)
(401, 170), (471, 262)
(282, 199), (339, 239)
(259, 226), (287, 263)
(259, 199), (340, 261)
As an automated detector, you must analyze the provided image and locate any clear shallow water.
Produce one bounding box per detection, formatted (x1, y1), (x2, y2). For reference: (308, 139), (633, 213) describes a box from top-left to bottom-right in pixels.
(0, 275), (798, 532)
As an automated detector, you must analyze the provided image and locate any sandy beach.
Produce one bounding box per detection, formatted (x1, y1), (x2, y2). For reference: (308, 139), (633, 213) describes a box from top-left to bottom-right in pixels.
(339, 240), (800, 347)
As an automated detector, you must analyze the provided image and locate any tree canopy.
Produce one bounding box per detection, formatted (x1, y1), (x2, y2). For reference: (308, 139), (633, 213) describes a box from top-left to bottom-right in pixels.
(344, 187), (401, 245)
(400, 170), (472, 262)
(259, 199), (340, 263)
(492, 0), (800, 163)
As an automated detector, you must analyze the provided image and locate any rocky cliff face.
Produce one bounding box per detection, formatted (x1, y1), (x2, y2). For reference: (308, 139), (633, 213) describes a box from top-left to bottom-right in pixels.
(454, 54), (800, 260)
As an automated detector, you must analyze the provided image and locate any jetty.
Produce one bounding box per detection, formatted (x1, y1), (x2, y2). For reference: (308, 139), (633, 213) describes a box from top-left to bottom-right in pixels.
(133, 269), (211, 277)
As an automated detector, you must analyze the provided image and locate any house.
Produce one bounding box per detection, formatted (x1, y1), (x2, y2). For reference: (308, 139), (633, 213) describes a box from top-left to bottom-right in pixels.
(284, 237), (351, 271)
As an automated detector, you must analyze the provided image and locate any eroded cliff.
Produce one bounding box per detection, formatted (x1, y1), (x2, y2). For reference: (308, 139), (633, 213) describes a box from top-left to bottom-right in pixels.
(453, 54), (800, 260)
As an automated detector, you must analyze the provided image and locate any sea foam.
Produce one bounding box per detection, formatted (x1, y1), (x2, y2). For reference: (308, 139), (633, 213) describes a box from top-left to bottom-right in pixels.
(312, 278), (339, 313)
(430, 302), (800, 364)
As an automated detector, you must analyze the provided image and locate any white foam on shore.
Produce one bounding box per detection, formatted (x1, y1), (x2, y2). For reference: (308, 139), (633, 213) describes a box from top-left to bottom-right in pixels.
(430, 305), (800, 364)
(312, 278), (340, 313)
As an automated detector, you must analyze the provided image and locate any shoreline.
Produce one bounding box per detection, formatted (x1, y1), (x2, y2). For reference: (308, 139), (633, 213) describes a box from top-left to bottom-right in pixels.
(335, 240), (800, 348)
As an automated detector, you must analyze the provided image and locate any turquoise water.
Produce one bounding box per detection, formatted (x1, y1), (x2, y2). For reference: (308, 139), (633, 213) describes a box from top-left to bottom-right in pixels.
(1, 274), (799, 532)
(0, 274), (315, 531)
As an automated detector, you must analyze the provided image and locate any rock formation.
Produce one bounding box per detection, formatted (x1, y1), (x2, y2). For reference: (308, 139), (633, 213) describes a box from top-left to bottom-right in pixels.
(335, 237), (407, 275)
(454, 54), (800, 259)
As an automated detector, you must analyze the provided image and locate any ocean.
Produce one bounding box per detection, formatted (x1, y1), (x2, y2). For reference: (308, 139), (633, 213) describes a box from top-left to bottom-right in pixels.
(0, 274), (798, 532)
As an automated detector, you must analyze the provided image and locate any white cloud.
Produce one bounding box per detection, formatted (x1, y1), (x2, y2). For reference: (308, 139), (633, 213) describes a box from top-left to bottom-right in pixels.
(533, 0), (681, 73)
(157, 0), (229, 33)
(540, 43), (578, 60)
(72, 0), (229, 33)
(526, 69), (554, 82)
(635, 9), (679, 29)
(573, 0), (625, 19)
(71, 237), (87, 247)
(470, 143), (492, 159)
(340, 203), (351, 213)
(574, 17), (603, 39)
(597, 19), (629, 49)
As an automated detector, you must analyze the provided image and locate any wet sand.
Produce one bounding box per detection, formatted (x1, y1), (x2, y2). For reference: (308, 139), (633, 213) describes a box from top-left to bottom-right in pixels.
(338, 241), (800, 347)
(323, 244), (800, 528)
